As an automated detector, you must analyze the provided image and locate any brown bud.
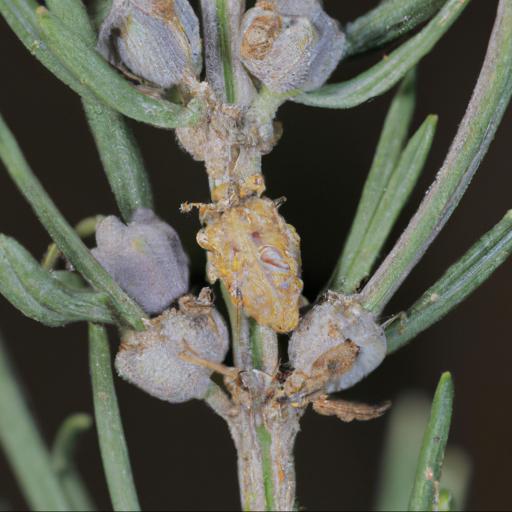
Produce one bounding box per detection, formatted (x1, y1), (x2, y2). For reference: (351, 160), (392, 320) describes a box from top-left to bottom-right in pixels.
(240, 0), (345, 93)
(288, 291), (386, 394)
(116, 290), (229, 403)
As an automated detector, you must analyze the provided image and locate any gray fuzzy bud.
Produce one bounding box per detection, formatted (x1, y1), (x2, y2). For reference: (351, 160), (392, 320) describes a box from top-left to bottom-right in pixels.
(116, 291), (229, 403)
(97, 0), (202, 88)
(288, 291), (386, 393)
(240, 0), (345, 93)
(92, 208), (189, 315)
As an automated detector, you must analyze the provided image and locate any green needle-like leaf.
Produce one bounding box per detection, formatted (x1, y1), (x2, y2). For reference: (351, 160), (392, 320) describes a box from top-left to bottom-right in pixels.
(409, 372), (454, 512)
(34, 7), (203, 129)
(386, 210), (512, 353)
(84, 103), (154, 222)
(362, 0), (512, 315)
(0, 234), (116, 326)
(88, 323), (140, 512)
(0, 333), (70, 511)
(46, 0), (96, 45)
(52, 414), (96, 512)
(295, 0), (469, 109)
(0, 0), (98, 102)
(45, 0), (155, 221)
(0, 114), (146, 330)
(344, 0), (447, 57)
(342, 115), (437, 293)
(331, 71), (416, 293)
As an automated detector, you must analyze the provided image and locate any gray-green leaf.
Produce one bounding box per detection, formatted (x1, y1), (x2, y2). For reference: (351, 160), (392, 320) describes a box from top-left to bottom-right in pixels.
(294, 0), (469, 109)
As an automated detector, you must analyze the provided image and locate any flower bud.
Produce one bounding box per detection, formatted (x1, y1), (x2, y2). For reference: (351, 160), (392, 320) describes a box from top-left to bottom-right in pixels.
(116, 290), (229, 403)
(288, 291), (386, 394)
(92, 208), (189, 315)
(97, 0), (202, 88)
(240, 0), (345, 93)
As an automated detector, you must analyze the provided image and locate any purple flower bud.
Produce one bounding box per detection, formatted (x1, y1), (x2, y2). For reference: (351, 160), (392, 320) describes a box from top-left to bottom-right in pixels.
(92, 208), (189, 315)
(97, 0), (202, 88)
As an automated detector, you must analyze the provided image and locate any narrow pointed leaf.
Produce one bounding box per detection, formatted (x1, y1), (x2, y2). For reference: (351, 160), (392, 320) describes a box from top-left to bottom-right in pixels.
(295, 0), (469, 109)
(343, 115), (437, 293)
(0, 235), (116, 326)
(331, 71), (416, 292)
(1, 0), (199, 129)
(345, 0), (447, 57)
(0, 243), (71, 327)
(409, 372), (454, 511)
(33, 7), (203, 129)
(46, 0), (154, 221)
(386, 210), (512, 353)
(46, 0), (95, 45)
(0, 114), (146, 330)
(0, 333), (70, 511)
(362, 0), (512, 314)
(0, 0), (98, 102)
(84, 104), (154, 221)
(52, 414), (96, 512)
(88, 323), (140, 512)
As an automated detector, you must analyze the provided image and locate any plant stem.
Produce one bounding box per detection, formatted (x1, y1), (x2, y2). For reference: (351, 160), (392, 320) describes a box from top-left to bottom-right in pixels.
(0, 332), (70, 511)
(362, 0), (512, 315)
(88, 323), (140, 512)
(233, 404), (299, 512)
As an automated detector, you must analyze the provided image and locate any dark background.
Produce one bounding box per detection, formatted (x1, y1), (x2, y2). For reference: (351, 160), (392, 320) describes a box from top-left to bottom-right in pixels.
(1, 1), (511, 510)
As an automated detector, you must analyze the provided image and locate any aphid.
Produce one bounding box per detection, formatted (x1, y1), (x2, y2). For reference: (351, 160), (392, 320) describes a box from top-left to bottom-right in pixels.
(195, 196), (303, 333)
(97, 0), (202, 88)
(287, 291), (386, 397)
(239, 0), (345, 93)
(92, 208), (189, 315)
(116, 289), (229, 403)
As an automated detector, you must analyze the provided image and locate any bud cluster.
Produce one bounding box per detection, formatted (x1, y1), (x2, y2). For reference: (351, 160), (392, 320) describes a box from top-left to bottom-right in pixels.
(97, 0), (345, 94)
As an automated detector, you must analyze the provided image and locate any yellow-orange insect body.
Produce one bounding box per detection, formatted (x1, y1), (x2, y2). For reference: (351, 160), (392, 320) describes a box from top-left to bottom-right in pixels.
(196, 196), (303, 333)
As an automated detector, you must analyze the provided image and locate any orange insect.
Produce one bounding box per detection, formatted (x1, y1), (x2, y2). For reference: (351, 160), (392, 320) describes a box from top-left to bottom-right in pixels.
(195, 195), (303, 333)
